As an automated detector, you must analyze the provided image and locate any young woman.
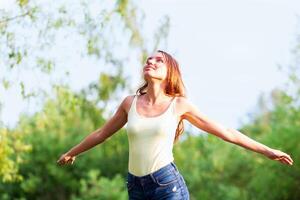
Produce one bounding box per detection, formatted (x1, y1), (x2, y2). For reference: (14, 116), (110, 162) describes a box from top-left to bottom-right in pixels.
(57, 50), (294, 200)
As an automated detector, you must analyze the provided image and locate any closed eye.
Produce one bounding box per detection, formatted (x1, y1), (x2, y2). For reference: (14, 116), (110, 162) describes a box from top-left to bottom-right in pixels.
(157, 58), (163, 63)
(145, 56), (164, 64)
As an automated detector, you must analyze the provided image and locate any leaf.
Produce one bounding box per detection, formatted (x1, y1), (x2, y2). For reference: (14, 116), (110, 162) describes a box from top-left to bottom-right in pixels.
(18, 0), (29, 7)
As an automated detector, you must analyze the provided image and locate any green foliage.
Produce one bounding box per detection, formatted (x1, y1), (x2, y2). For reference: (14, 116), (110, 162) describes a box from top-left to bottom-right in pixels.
(18, 0), (29, 7)
(0, 128), (32, 183)
(0, 0), (168, 192)
(1, 79), (299, 199)
(0, 86), (129, 199)
(71, 169), (128, 200)
(1, 1), (299, 199)
(172, 84), (300, 200)
(98, 72), (126, 101)
(243, 88), (300, 200)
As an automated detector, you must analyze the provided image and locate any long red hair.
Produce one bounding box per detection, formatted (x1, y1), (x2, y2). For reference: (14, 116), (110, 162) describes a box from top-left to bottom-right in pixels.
(136, 50), (187, 143)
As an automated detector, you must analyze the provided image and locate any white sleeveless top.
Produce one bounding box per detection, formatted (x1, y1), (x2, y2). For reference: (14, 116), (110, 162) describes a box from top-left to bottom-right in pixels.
(126, 94), (179, 176)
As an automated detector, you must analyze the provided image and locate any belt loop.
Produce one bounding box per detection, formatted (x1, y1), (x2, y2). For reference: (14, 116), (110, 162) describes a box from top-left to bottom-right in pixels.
(171, 161), (179, 172)
(150, 173), (157, 184)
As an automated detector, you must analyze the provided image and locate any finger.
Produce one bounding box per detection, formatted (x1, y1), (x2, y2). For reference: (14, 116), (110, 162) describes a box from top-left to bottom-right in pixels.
(280, 157), (292, 165)
(274, 157), (281, 161)
(67, 159), (73, 164)
(64, 156), (72, 162)
(280, 155), (293, 165)
(278, 157), (289, 165)
(71, 157), (76, 164)
(286, 155), (293, 163)
(57, 159), (62, 164)
(66, 158), (74, 165)
(275, 156), (286, 164)
(58, 160), (65, 165)
(284, 157), (293, 165)
(281, 152), (293, 161)
(281, 159), (289, 165)
(58, 158), (67, 165)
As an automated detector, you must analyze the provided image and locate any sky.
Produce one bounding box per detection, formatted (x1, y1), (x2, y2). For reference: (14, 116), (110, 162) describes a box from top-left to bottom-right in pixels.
(132, 0), (300, 132)
(1, 0), (300, 134)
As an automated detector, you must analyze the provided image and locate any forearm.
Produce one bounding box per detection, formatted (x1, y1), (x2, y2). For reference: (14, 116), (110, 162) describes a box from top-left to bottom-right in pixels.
(66, 128), (105, 157)
(226, 128), (272, 156)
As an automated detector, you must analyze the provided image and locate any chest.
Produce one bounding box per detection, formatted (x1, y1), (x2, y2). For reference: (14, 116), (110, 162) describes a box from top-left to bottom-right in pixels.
(126, 115), (177, 139)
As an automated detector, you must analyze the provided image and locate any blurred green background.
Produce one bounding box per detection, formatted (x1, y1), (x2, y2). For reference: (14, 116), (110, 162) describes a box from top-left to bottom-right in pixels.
(0, 0), (299, 199)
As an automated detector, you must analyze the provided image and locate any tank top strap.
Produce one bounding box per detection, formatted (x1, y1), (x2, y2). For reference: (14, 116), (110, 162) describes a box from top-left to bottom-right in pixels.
(170, 96), (177, 115)
(132, 94), (138, 113)
(127, 94), (137, 116)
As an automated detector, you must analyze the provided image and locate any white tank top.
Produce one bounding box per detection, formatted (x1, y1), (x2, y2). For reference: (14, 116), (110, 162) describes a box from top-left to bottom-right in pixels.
(126, 94), (179, 176)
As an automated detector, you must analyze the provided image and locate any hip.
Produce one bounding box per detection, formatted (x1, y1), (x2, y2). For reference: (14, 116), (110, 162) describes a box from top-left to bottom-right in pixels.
(126, 161), (190, 200)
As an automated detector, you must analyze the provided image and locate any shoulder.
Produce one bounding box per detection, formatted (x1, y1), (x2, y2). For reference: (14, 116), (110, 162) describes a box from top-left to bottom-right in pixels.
(174, 96), (198, 120)
(123, 94), (136, 103)
(175, 96), (188, 104)
(175, 96), (192, 108)
(120, 94), (136, 114)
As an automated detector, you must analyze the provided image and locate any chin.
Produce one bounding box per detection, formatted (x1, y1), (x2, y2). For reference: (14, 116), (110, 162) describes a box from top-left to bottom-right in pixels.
(143, 72), (152, 77)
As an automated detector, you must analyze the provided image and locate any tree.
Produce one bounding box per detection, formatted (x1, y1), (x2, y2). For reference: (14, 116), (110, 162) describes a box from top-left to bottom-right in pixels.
(0, 0), (169, 185)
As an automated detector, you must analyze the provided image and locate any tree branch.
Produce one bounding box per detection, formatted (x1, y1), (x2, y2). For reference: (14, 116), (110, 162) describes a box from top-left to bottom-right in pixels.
(0, 11), (31, 24)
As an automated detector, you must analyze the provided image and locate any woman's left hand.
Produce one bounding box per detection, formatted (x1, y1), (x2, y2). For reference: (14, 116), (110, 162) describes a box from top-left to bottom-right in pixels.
(264, 148), (294, 165)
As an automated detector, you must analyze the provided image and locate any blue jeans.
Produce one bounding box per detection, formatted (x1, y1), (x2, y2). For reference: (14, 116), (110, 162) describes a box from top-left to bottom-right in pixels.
(126, 162), (190, 200)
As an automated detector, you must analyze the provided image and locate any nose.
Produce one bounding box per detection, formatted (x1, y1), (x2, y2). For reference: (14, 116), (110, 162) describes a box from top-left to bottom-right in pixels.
(147, 58), (155, 65)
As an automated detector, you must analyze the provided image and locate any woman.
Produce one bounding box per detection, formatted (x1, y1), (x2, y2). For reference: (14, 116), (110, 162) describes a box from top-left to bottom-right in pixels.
(57, 50), (294, 200)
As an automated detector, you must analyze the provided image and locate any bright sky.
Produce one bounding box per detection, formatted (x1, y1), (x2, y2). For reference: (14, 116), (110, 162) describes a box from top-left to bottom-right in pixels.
(132, 0), (300, 132)
(1, 0), (300, 133)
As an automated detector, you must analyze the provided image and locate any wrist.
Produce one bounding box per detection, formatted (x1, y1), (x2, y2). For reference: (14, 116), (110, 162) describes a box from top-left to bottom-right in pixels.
(66, 150), (77, 157)
(262, 146), (274, 157)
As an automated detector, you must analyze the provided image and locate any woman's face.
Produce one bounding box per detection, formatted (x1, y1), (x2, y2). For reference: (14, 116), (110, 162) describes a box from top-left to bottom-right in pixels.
(143, 52), (168, 82)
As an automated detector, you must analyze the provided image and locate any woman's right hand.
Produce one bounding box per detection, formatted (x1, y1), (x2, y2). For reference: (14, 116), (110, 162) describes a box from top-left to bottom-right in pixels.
(57, 153), (76, 166)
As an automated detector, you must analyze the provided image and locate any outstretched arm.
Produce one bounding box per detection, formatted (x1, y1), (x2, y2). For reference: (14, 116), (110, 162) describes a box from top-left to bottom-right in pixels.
(57, 96), (129, 165)
(178, 97), (294, 166)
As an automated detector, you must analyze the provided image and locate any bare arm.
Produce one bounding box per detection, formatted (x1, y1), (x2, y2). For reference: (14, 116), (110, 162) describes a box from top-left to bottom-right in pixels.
(57, 96), (129, 165)
(178, 97), (294, 165)
(225, 128), (272, 155)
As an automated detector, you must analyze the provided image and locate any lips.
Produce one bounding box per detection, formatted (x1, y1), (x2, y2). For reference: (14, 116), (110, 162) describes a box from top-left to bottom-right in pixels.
(144, 65), (155, 71)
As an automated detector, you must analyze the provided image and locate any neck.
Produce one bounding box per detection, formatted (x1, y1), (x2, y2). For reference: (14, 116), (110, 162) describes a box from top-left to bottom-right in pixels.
(145, 81), (168, 105)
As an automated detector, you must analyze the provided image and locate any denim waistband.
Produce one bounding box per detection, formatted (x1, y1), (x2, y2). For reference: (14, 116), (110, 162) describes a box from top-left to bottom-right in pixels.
(127, 161), (179, 185)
